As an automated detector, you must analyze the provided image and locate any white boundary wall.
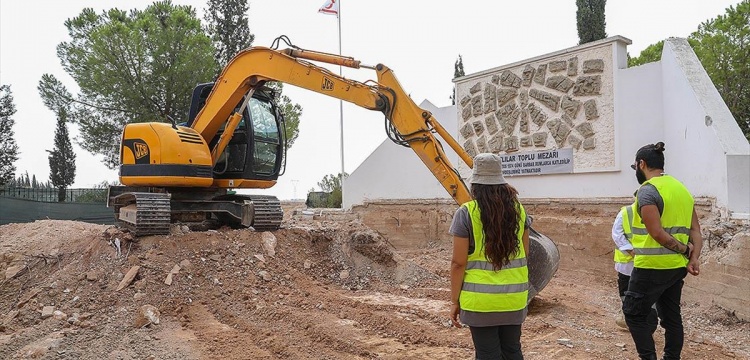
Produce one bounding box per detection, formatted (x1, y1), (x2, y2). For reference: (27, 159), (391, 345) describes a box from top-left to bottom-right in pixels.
(343, 37), (750, 217)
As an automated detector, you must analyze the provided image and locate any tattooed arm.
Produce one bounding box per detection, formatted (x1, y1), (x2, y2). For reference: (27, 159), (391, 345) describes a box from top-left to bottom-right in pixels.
(641, 205), (689, 254)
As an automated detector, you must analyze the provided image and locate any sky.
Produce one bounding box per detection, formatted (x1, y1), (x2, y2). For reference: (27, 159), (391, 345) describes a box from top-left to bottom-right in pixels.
(0, 0), (739, 200)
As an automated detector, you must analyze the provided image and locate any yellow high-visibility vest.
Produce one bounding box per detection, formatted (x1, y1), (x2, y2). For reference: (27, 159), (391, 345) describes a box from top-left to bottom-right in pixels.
(614, 204), (635, 264)
(631, 175), (693, 269)
(459, 200), (529, 312)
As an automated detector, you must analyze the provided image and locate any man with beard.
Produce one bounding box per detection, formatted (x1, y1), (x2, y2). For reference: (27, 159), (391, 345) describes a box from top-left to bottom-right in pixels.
(623, 142), (703, 360)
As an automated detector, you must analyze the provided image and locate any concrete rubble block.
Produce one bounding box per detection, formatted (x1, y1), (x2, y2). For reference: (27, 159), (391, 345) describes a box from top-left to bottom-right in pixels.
(527, 103), (548, 127)
(533, 64), (547, 85)
(41, 306), (55, 319)
(545, 75), (575, 93)
(52, 310), (67, 321)
(469, 82), (482, 94)
(584, 99), (599, 120)
(471, 95), (483, 117)
(164, 264), (181, 286)
(522, 65), (535, 87)
(532, 132), (548, 147)
(485, 115), (499, 135)
(504, 136), (519, 152)
(491, 74), (500, 85)
(476, 136), (489, 153)
(520, 136), (532, 147)
(572, 75), (602, 96)
(561, 95), (581, 119)
(262, 231), (277, 257)
(460, 122), (475, 139)
(549, 60), (567, 72)
(134, 305), (160, 328)
(463, 139), (478, 158)
(472, 120), (485, 136)
(497, 88), (518, 107)
(583, 59), (605, 73)
(500, 70), (522, 88)
(484, 84), (497, 114)
(582, 137), (596, 149)
(568, 134), (582, 149)
(5, 265), (24, 280)
(568, 56), (578, 76)
(86, 270), (98, 281)
(116, 266), (140, 291)
(259, 270), (272, 281)
(487, 134), (504, 153)
(529, 88), (561, 111)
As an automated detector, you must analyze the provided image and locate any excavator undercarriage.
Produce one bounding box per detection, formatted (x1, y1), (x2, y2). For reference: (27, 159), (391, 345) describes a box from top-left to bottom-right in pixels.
(108, 187), (283, 236)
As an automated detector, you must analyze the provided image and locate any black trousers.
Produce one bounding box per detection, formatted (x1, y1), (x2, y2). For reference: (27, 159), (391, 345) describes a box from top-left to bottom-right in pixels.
(469, 324), (523, 360)
(623, 267), (687, 360)
(618, 272), (630, 299)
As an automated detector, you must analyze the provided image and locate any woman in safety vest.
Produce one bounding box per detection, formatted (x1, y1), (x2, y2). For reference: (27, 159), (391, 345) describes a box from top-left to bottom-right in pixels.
(449, 153), (530, 360)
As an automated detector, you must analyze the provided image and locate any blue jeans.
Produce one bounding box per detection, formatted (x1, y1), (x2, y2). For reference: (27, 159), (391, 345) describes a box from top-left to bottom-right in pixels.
(469, 324), (523, 360)
(623, 267), (687, 360)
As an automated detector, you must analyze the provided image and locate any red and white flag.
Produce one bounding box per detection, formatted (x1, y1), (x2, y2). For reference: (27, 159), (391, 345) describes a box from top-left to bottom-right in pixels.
(318, 0), (339, 17)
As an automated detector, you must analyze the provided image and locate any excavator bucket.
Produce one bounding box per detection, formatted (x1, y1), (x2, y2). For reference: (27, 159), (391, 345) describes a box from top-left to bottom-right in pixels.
(527, 227), (560, 303)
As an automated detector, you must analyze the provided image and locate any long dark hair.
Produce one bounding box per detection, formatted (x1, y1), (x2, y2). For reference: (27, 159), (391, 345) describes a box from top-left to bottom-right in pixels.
(471, 183), (522, 270)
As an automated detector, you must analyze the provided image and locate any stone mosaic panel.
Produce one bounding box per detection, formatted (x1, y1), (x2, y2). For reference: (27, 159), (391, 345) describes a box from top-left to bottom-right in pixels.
(456, 41), (616, 173)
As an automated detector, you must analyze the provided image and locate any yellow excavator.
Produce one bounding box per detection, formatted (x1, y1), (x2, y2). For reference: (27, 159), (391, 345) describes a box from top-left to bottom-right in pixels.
(108, 37), (559, 299)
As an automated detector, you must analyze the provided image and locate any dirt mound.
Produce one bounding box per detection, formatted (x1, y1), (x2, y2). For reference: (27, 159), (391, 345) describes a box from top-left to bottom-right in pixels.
(1, 219), (747, 359)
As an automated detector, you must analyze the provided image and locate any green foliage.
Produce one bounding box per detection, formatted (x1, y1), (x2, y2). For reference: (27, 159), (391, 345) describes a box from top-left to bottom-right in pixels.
(203, 0), (302, 149)
(307, 172), (348, 208)
(204, 0), (254, 67)
(691, 0), (750, 140)
(47, 112), (77, 202)
(627, 41), (664, 67)
(40, 1), (219, 168)
(451, 55), (465, 105)
(576, 0), (607, 45)
(629, 2), (749, 140)
(267, 82), (302, 148)
(0, 85), (19, 185)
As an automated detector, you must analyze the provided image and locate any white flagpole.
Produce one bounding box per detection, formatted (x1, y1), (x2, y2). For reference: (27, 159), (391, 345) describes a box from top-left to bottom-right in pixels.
(337, 1), (345, 208)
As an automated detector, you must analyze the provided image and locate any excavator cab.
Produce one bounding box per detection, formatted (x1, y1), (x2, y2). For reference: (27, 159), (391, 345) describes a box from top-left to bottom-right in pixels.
(187, 83), (286, 182)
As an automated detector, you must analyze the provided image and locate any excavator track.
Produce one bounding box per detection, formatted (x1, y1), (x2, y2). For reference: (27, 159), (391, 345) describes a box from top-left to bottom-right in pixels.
(225, 194), (283, 231)
(113, 192), (172, 236)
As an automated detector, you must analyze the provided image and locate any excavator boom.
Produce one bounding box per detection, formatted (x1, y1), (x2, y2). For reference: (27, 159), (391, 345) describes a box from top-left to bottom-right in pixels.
(190, 46), (473, 205)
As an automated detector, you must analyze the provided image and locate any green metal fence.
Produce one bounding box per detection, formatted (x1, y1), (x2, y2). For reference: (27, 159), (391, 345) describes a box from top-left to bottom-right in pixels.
(0, 187), (113, 225)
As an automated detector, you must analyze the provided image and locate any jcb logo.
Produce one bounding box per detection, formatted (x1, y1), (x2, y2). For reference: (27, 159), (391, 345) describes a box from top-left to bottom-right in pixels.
(134, 142), (149, 159)
(322, 77), (334, 91)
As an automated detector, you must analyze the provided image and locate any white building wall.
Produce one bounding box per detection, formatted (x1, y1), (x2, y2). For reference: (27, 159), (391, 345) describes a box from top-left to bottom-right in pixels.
(344, 37), (750, 216)
(342, 100), (460, 209)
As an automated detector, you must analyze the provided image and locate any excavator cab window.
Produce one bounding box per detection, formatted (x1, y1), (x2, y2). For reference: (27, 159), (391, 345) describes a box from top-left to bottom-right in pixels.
(247, 97), (280, 175)
(187, 83), (285, 181)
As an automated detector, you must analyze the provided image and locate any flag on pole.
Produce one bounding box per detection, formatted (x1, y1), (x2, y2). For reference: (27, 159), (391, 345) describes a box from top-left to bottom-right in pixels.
(318, 0), (339, 17)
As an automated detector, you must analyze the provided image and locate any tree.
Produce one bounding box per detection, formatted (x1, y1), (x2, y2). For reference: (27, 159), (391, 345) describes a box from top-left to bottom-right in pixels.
(691, 0), (750, 140)
(627, 2), (749, 140)
(320, 172), (347, 208)
(627, 41), (664, 67)
(39, 1), (219, 168)
(0, 85), (19, 186)
(451, 55), (465, 105)
(47, 110), (77, 202)
(203, 0), (302, 148)
(204, 0), (254, 66)
(576, 0), (607, 45)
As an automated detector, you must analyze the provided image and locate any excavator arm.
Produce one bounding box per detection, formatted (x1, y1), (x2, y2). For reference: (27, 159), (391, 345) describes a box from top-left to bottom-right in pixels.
(190, 46), (474, 205)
